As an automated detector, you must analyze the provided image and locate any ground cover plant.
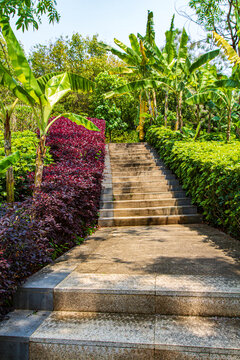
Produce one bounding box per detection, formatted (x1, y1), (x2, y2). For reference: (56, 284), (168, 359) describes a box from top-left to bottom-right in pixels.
(147, 126), (240, 238)
(0, 116), (105, 316)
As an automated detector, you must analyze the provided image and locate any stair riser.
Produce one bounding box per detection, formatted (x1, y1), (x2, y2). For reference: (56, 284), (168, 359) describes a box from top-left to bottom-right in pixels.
(110, 154), (153, 160)
(110, 170), (173, 176)
(29, 343), (154, 360)
(110, 163), (158, 168)
(100, 207), (197, 217)
(111, 180), (179, 188)
(110, 186), (183, 194)
(111, 175), (176, 182)
(99, 215), (202, 227)
(101, 199), (192, 209)
(53, 292), (240, 317)
(110, 167), (162, 173)
(106, 192), (187, 201)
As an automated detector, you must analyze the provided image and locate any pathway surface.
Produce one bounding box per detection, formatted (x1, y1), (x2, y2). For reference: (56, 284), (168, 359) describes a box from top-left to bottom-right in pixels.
(0, 143), (240, 359)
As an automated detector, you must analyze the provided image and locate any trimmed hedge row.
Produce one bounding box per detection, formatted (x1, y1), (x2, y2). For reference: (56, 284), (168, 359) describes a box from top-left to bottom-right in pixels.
(146, 126), (240, 238)
(0, 117), (105, 315)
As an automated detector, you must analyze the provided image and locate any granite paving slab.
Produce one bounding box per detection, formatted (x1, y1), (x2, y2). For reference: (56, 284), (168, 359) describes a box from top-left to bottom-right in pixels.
(154, 315), (240, 356)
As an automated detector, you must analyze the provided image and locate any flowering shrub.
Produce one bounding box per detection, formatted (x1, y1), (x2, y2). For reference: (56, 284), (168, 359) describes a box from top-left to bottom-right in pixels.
(0, 117), (105, 315)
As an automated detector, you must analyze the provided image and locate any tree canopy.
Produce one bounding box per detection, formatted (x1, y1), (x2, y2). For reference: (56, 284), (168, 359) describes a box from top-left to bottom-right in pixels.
(0, 0), (60, 31)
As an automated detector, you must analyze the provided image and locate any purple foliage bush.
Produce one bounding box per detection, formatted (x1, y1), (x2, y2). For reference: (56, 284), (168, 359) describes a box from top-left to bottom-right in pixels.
(0, 117), (105, 315)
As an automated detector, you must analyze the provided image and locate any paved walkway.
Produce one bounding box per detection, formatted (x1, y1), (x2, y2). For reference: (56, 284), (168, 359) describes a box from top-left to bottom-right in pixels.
(0, 143), (240, 359)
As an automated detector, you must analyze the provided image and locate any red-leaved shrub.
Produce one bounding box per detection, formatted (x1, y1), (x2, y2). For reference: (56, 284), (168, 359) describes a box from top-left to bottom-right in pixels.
(0, 117), (105, 315)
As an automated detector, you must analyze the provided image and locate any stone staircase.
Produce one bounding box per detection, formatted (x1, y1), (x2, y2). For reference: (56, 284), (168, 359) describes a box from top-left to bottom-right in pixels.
(99, 143), (202, 227)
(0, 143), (240, 359)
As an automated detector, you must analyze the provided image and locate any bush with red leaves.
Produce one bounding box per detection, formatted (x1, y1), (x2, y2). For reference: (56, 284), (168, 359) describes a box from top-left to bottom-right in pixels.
(0, 117), (105, 315)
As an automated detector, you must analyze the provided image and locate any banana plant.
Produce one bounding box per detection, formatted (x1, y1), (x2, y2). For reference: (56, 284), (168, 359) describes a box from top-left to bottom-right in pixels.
(186, 78), (240, 142)
(0, 151), (20, 174)
(0, 96), (18, 203)
(105, 26), (219, 131)
(138, 15), (177, 126)
(100, 11), (158, 139)
(0, 18), (99, 194)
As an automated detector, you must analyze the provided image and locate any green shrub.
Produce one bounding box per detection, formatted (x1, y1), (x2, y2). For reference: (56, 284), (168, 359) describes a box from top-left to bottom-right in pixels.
(106, 130), (139, 143)
(0, 131), (53, 201)
(146, 126), (240, 238)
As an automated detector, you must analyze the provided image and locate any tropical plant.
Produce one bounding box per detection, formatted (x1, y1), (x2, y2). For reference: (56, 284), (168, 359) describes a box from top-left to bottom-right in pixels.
(186, 77), (240, 141)
(0, 151), (19, 174)
(100, 11), (158, 139)
(105, 22), (219, 132)
(0, 18), (100, 194)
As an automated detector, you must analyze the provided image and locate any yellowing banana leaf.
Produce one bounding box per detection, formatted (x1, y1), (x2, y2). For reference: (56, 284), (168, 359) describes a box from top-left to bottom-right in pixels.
(213, 31), (240, 66)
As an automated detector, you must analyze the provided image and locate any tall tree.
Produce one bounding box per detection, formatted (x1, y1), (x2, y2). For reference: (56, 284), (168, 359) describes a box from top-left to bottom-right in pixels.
(0, 0), (59, 31)
(185, 0), (240, 53)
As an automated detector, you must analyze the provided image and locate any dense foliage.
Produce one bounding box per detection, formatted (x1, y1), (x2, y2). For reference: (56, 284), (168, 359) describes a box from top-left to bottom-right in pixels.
(0, 117), (105, 315)
(0, 0), (59, 31)
(0, 131), (52, 202)
(147, 126), (240, 238)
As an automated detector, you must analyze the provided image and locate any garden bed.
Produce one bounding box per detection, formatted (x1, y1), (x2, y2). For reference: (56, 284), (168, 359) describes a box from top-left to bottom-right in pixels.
(0, 117), (105, 316)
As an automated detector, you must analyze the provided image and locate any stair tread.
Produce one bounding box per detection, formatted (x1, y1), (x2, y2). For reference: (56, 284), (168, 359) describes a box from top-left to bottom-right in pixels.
(100, 214), (202, 220)
(100, 205), (196, 211)
(1, 310), (239, 355)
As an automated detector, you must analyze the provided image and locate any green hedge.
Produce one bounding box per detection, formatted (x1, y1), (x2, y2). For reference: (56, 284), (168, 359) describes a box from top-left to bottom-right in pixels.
(146, 126), (240, 238)
(0, 131), (53, 202)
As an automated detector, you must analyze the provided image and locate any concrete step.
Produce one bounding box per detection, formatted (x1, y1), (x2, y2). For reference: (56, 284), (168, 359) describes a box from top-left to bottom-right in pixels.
(102, 191), (187, 201)
(110, 154), (153, 160)
(109, 184), (183, 194)
(109, 142), (147, 148)
(100, 198), (192, 209)
(100, 205), (198, 218)
(110, 169), (173, 176)
(111, 174), (176, 182)
(111, 179), (180, 188)
(109, 150), (151, 155)
(110, 161), (158, 168)
(1, 310), (239, 359)
(99, 214), (202, 227)
(13, 270), (240, 317)
(53, 274), (240, 317)
(110, 166), (162, 172)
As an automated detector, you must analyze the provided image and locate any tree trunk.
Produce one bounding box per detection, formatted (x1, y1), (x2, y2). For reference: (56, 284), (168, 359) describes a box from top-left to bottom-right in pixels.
(208, 112), (211, 133)
(164, 91), (168, 127)
(179, 91), (183, 130)
(4, 112), (14, 204)
(196, 104), (201, 125)
(139, 93), (145, 141)
(175, 99), (179, 131)
(147, 90), (153, 126)
(34, 135), (47, 195)
(226, 108), (232, 142)
(152, 89), (158, 120)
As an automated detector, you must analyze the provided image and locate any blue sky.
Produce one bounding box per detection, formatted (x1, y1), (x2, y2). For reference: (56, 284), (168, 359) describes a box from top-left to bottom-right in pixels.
(13, 0), (205, 54)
